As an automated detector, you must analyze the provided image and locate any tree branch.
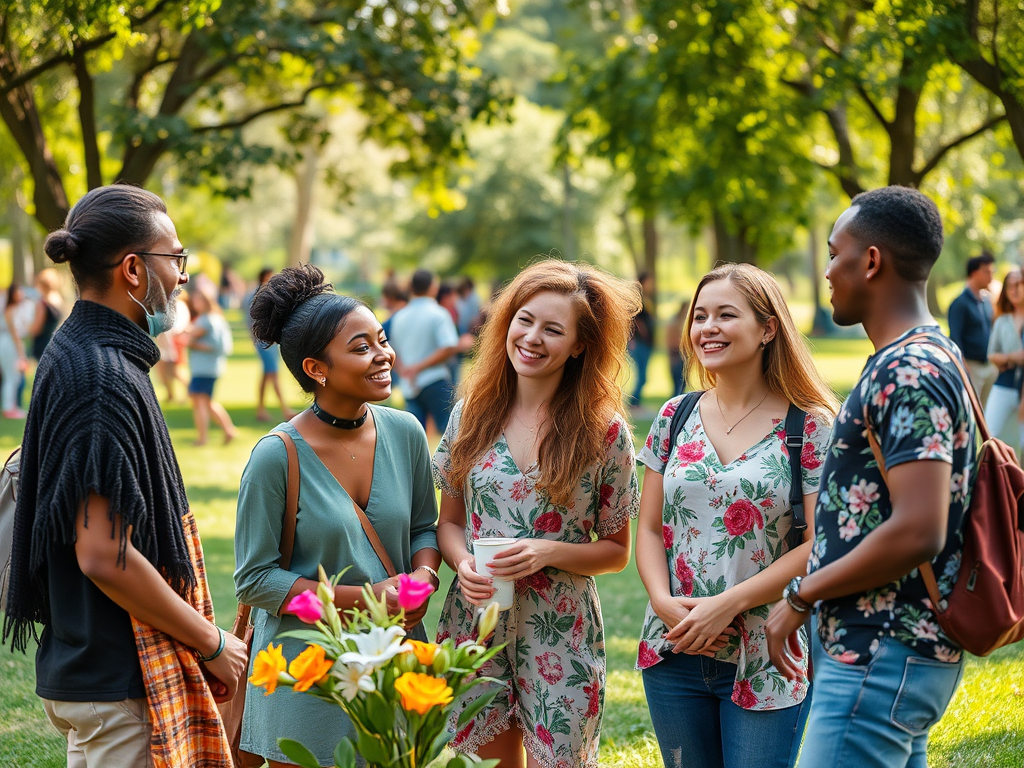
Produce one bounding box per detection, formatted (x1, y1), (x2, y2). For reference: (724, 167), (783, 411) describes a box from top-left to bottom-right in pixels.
(191, 84), (330, 133)
(72, 45), (102, 189)
(915, 112), (1007, 182)
(855, 82), (891, 130)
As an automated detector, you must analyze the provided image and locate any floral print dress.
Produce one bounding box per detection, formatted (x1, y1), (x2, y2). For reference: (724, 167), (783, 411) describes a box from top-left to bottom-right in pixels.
(433, 401), (639, 768)
(636, 394), (831, 710)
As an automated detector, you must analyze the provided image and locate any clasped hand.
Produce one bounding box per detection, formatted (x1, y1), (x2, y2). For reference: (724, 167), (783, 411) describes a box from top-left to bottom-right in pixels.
(657, 594), (738, 657)
(376, 573), (432, 630)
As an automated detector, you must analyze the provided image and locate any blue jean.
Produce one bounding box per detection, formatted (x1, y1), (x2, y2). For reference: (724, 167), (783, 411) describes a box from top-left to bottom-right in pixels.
(642, 651), (808, 768)
(405, 379), (454, 433)
(797, 636), (964, 768)
(630, 341), (652, 405)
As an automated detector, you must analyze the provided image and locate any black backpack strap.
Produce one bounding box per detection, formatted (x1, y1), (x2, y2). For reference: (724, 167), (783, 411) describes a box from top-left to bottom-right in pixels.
(784, 403), (808, 551)
(668, 391), (705, 457)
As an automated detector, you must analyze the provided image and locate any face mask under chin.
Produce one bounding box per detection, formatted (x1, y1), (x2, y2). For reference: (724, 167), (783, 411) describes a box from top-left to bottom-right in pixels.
(127, 261), (177, 337)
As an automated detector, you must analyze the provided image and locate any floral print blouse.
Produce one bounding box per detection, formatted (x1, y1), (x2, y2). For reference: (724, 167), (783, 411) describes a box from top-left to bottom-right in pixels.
(810, 327), (974, 665)
(636, 394), (831, 711)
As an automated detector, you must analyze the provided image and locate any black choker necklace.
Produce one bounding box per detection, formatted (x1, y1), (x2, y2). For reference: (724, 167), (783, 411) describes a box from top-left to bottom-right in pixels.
(310, 401), (369, 430)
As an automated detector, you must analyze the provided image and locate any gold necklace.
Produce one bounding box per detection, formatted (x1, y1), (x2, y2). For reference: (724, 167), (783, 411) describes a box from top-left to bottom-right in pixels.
(511, 406), (544, 435)
(715, 389), (770, 434)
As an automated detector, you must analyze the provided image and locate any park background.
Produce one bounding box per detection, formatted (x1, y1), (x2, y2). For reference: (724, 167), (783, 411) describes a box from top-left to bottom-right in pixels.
(2, 1), (1024, 766)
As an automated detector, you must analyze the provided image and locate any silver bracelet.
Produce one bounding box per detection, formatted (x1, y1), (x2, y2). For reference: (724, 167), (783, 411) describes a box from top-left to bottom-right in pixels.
(197, 626), (226, 662)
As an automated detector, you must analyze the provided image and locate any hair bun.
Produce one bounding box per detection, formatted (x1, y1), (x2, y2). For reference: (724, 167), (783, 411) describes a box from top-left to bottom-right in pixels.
(249, 264), (333, 345)
(43, 230), (79, 264)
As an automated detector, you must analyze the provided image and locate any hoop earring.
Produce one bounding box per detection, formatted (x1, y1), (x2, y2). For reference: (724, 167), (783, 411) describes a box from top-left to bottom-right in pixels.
(320, 377), (327, 386)
(760, 340), (766, 349)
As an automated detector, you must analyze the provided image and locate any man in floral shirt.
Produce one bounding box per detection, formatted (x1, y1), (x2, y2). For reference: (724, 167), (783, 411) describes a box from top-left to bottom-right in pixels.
(766, 186), (974, 767)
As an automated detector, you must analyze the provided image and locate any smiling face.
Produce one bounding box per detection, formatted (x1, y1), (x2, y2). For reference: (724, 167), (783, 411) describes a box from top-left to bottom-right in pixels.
(315, 306), (396, 403)
(825, 205), (869, 327)
(689, 278), (772, 375)
(1003, 271), (1024, 310)
(505, 290), (584, 383)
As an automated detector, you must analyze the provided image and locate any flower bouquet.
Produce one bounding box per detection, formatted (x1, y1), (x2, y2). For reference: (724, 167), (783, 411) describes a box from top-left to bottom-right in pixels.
(249, 566), (503, 768)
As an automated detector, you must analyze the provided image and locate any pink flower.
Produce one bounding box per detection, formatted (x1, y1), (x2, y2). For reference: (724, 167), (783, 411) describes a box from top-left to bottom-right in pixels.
(522, 571), (553, 595)
(732, 679), (758, 709)
(637, 640), (661, 669)
(397, 573), (435, 611)
(536, 724), (554, 749)
(605, 420), (621, 445)
(511, 478), (532, 502)
(534, 511), (563, 533)
(676, 441), (704, 465)
(583, 680), (600, 717)
(287, 590), (323, 624)
(663, 400), (678, 417)
(536, 652), (563, 684)
(723, 499), (764, 536)
(471, 512), (482, 534)
(599, 484), (615, 508)
(662, 525), (674, 549)
(645, 434), (654, 450)
(453, 721), (474, 746)
(674, 555), (694, 596)
(804, 418), (817, 437)
(801, 442), (821, 470)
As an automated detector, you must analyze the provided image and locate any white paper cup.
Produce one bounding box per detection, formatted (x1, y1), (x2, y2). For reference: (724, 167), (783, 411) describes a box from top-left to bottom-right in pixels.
(473, 537), (517, 610)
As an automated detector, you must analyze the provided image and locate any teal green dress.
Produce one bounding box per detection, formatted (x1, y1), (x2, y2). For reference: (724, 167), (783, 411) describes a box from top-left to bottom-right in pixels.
(234, 406), (438, 765)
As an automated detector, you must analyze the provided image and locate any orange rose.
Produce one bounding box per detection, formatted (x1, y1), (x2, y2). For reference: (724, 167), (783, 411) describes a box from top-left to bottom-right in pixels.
(393, 672), (453, 715)
(249, 643), (287, 695)
(288, 644), (334, 693)
(407, 640), (439, 666)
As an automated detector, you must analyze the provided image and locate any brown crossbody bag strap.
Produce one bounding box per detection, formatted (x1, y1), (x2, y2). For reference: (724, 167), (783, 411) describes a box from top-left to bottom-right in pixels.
(350, 499), (397, 578)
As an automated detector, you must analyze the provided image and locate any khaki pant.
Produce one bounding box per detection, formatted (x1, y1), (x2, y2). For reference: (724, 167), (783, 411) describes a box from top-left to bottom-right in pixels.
(965, 359), (997, 409)
(43, 698), (152, 768)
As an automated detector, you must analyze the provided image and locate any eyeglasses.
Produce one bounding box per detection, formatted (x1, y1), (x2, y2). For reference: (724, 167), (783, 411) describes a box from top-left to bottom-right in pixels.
(136, 250), (189, 275)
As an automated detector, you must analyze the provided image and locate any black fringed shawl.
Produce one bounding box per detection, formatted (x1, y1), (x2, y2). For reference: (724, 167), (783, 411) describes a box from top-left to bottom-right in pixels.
(3, 300), (195, 651)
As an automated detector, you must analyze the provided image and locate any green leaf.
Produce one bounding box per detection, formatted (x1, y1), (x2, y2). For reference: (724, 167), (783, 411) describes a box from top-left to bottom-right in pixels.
(333, 738), (356, 768)
(429, 729), (455, 760)
(356, 731), (391, 764)
(278, 738), (321, 768)
(446, 755), (468, 768)
(456, 688), (499, 728)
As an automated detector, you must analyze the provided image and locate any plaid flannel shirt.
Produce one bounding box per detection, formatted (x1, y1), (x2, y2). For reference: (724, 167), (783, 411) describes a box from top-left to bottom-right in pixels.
(131, 511), (232, 768)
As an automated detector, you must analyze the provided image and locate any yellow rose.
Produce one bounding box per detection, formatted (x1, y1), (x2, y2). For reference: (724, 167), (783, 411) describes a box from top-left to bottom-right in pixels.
(249, 643), (287, 695)
(393, 672), (454, 715)
(288, 644), (334, 693)
(407, 640), (439, 666)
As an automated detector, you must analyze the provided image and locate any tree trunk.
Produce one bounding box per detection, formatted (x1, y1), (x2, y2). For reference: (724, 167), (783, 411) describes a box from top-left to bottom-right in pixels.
(713, 211), (757, 265)
(288, 146), (318, 267)
(561, 163), (574, 261)
(809, 225), (827, 335)
(10, 195), (27, 285)
(642, 205), (658, 315)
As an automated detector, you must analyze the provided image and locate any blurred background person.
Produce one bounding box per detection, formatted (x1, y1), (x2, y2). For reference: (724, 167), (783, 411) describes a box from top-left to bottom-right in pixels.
(29, 267), (65, 362)
(0, 283), (30, 418)
(947, 251), (996, 402)
(187, 281), (236, 445)
(455, 276), (481, 335)
(984, 267), (1024, 449)
(665, 297), (691, 397)
(244, 267), (295, 422)
(629, 271), (655, 408)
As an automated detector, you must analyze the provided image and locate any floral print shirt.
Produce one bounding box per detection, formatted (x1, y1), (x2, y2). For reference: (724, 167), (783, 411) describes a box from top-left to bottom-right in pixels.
(432, 401), (639, 768)
(810, 326), (974, 665)
(636, 394), (831, 711)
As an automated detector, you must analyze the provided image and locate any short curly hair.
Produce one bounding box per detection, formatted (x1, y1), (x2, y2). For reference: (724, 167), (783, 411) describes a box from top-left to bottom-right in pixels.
(847, 186), (944, 282)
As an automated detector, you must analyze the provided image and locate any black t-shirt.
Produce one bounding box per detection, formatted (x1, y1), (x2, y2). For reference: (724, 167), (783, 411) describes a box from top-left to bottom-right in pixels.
(35, 541), (145, 701)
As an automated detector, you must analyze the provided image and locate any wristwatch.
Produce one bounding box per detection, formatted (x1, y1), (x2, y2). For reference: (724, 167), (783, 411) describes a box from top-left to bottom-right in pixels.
(783, 577), (812, 613)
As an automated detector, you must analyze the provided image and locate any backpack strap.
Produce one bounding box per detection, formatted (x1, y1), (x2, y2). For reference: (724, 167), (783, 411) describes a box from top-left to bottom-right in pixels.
(784, 404), (808, 551)
(859, 331), (980, 614)
(668, 391), (705, 456)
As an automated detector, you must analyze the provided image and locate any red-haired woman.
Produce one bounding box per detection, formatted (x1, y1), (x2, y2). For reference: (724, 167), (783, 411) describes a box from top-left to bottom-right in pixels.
(433, 260), (642, 768)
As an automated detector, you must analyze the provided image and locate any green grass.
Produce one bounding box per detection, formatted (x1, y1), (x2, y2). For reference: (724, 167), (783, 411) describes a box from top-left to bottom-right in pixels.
(1, 324), (1022, 767)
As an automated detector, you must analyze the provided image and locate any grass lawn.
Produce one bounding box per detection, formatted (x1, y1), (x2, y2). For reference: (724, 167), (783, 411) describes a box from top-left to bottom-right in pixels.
(1, 319), (1021, 767)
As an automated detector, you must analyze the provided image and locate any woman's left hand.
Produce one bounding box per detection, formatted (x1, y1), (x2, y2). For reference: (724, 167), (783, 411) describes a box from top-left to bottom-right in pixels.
(665, 595), (740, 655)
(486, 539), (557, 581)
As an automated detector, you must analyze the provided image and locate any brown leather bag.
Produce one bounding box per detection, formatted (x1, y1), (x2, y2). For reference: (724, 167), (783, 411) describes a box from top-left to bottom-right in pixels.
(218, 431), (300, 768)
(865, 332), (1024, 656)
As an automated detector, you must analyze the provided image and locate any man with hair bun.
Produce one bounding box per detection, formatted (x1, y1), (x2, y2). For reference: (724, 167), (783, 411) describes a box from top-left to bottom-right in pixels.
(2, 184), (246, 767)
(766, 186), (975, 767)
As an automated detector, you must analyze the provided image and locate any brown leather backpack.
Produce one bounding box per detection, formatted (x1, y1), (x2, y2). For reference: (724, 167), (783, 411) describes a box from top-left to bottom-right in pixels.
(866, 332), (1024, 656)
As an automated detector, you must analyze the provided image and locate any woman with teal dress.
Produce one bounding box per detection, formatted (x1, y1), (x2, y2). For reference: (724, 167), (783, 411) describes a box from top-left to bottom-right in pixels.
(234, 265), (442, 767)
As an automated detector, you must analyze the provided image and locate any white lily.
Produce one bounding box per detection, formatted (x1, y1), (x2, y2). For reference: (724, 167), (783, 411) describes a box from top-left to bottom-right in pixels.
(332, 661), (376, 701)
(339, 625), (411, 669)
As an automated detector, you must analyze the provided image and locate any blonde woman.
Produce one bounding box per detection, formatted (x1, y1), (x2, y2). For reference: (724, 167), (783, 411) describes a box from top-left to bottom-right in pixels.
(635, 263), (839, 768)
(983, 268), (1024, 447)
(433, 260), (641, 768)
